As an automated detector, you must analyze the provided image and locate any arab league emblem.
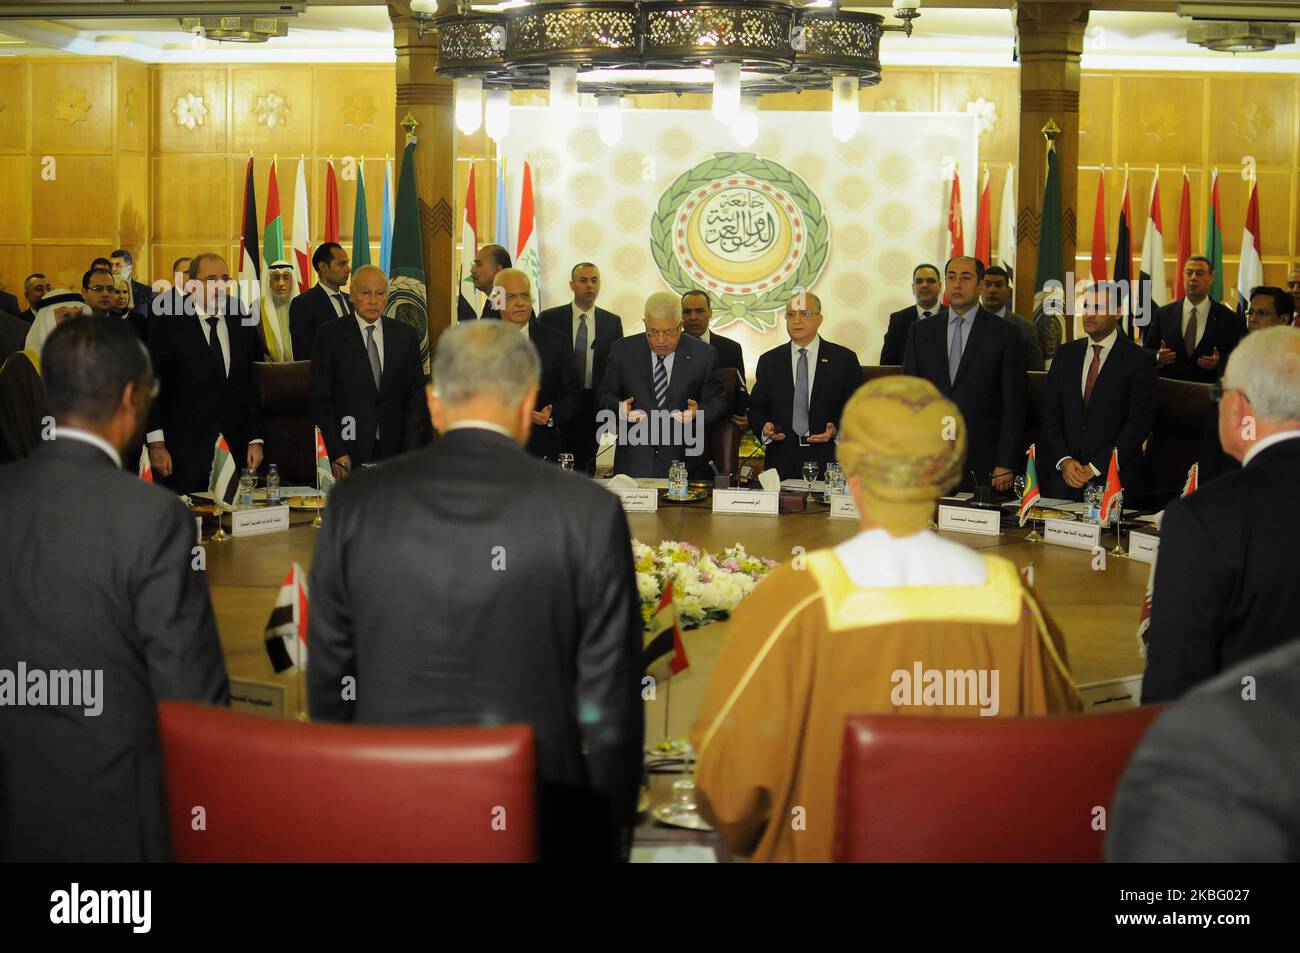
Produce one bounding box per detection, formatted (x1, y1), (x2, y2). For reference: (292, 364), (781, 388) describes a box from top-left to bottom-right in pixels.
(651, 152), (829, 332)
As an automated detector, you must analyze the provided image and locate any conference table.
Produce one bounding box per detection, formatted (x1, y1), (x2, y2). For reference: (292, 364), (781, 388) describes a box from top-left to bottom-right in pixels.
(202, 490), (1151, 859)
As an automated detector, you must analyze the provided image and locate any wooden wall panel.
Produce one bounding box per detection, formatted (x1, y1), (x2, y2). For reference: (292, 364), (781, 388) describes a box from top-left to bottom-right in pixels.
(1078, 74), (1113, 168)
(30, 60), (115, 155)
(1113, 76), (1204, 168)
(313, 67), (394, 158)
(1206, 75), (1295, 171)
(231, 67), (313, 156)
(0, 157), (28, 242)
(118, 152), (149, 262)
(31, 155), (116, 241)
(26, 245), (115, 295)
(0, 61), (29, 154)
(153, 154), (229, 242)
(937, 71), (1020, 164)
(116, 59), (149, 155)
(0, 246), (31, 304)
(154, 68), (228, 155)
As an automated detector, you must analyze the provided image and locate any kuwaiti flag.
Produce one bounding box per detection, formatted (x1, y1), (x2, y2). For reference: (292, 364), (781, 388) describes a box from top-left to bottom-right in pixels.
(1205, 169), (1225, 304)
(1236, 178), (1263, 322)
(351, 159), (371, 268)
(315, 426), (334, 494)
(1099, 448), (1123, 525)
(1114, 167), (1135, 338)
(291, 157), (313, 294)
(1174, 168), (1192, 299)
(1017, 444), (1041, 527)
(643, 579), (688, 680)
(457, 162), (480, 323)
(261, 158), (290, 362)
(379, 156), (395, 275)
(208, 434), (239, 508)
(1181, 462), (1198, 497)
(237, 156), (261, 325)
(138, 445), (152, 482)
(324, 158), (340, 244)
(1139, 170), (1166, 323)
(264, 562), (309, 673)
(996, 163), (1016, 278)
(516, 160), (541, 313)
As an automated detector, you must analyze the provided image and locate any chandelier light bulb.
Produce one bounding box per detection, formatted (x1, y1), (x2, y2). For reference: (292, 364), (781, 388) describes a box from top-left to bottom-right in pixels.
(712, 61), (742, 124)
(893, 0), (921, 11)
(732, 95), (759, 147)
(597, 95), (624, 147)
(831, 75), (860, 143)
(549, 65), (579, 132)
(485, 88), (511, 142)
(410, 0), (437, 13)
(454, 77), (483, 136)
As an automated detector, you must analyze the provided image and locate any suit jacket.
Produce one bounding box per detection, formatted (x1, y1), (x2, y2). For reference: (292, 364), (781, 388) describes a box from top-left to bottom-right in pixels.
(147, 303), (264, 493)
(903, 307), (1028, 486)
(480, 301), (502, 321)
(290, 284), (351, 361)
(128, 279), (155, 324)
(16, 308), (34, 324)
(1039, 334), (1158, 500)
(1142, 435), (1300, 703)
(1109, 638), (1300, 861)
(1143, 298), (1242, 383)
(311, 315), (431, 468)
(747, 337), (863, 480)
(598, 333), (728, 478)
(880, 304), (946, 365)
(522, 318), (581, 460)
(538, 304), (623, 391)
(704, 331), (749, 415)
(307, 429), (644, 860)
(0, 438), (228, 861)
(0, 309), (26, 358)
(0, 290), (18, 318)
(999, 310), (1046, 372)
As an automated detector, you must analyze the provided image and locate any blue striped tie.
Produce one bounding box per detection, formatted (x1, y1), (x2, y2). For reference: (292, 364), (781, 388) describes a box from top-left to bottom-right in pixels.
(654, 354), (669, 409)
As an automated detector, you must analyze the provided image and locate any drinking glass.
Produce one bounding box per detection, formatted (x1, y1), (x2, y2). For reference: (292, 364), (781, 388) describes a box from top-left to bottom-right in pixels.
(802, 461), (820, 489)
(558, 453), (575, 472)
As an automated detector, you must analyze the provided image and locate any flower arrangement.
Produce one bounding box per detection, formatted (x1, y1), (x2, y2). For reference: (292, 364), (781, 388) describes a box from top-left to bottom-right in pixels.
(633, 539), (780, 630)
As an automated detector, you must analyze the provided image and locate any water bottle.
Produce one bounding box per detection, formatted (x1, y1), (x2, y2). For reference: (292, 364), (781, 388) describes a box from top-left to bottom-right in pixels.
(236, 468), (256, 509)
(823, 463), (841, 503)
(669, 461), (687, 499)
(266, 464), (281, 505)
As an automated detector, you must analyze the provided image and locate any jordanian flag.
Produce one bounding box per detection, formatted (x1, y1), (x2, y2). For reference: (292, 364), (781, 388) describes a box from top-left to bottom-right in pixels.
(387, 136), (430, 373)
(643, 579), (689, 680)
(1017, 443), (1041, 527)
(1205, 170), (1224, 304)
(315, 426), (334, 494)
(351, 160), (371, 268)
(1032, 139), (1064, 360)
(264, 562), (309, 673)
(208, 434), (239, 508)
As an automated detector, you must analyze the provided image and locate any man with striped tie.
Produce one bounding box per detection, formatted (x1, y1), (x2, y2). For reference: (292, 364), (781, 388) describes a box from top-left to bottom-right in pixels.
(598, 292), (727, 478)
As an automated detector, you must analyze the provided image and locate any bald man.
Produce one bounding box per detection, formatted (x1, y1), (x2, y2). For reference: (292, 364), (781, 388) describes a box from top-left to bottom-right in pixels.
(467, 244), (512, 321)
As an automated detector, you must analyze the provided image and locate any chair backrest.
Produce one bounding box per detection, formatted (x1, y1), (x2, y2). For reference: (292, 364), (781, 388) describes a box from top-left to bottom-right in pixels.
(708, 367), (743, 475)
(158, 702), (537, 862)
(1146, 378), (1214, 507)
(1024, 369), (1049, 457)
(834, 707), (1163, 862)
(860, 364), (904, 385)
(254, 360), (314, 485)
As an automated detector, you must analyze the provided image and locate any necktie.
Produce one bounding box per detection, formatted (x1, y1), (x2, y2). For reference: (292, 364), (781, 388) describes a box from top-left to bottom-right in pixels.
(793, 347), (810, 437)
(574, 313), (589, 387)
(948, 316), (965, 384)
(206, 317), (225, 379)
(1084, 344), (1102, 406)
(653, 354), (668, 408)
(922, 310), (932, 319)
(1184, 306), (1198, 358)
(365, 323), (381, 390)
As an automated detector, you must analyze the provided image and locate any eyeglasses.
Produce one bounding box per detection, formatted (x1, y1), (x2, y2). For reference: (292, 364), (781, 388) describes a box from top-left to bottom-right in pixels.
(785, 311), (821, 320)
(499, 292), (532, 304)
(86, 285), (113, 294)
(1244, 308), (1277, 318)
(646, 329), (679, 340)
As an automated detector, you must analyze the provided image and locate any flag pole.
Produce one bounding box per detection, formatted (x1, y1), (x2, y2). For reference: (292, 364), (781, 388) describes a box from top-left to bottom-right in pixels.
(212, 502), (231, 542)
(1109, 498), (1127, 557)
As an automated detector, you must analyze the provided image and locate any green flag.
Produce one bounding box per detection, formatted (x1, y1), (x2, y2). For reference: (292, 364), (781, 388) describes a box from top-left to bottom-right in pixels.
(385, 138), (429, 373)
(351, 163), (371, 269)
(1032, 140), (1064, 358)
(1204, 169), (1224, 303)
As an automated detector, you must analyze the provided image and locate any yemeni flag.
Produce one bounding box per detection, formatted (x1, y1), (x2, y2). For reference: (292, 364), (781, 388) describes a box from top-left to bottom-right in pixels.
(314, 426), (334, 494)
(1114, 168), (1135, 338)
(458, 162), (480, 323)
(261, 158), (289, 362)
(1017, 444), (1041, 527)
(264, 562), (309, 673)
(1174, 169), (1192, 300)
(997, 163), (1016, 278)
(516, 161), (541, 313)
(1181, 462), (1198, 497)
(138, 445), (152, 482)
(1032, 140), (1065, 360)
(237, 156), (261, 325)
(351, 160), (371, 268)
(1099, 448), (1123, 525)
(1236, 178), (1263, 323)
(1205, 169), (1225, 304)
(643, 580), (689, 680)
(1139, 171), (1167, 334)
(291, 157), (312, 294)
(208, 434), (239, 508)
(387, 135), (430, 373)
(324, 159), (341, 244)
(379, 157), (395, 275)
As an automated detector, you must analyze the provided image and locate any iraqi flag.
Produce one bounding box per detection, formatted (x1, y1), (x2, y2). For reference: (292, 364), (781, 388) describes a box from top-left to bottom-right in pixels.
(324, 158), (340, 245)
(138, 445), (152, 482)
(516, 161), (541, 313)
(237, 156), (261, 325)
(643, 579), (688, 681)
(264, 562), (309, 673)
(291, 157), (312, 294)
(315, 426), (335, 494)
(457, 162), (480, 323)
(1139, 171), (1166, 331)
(1099, 447), (1123, 525)
(208, 434), (239, 508)
(1236, 178), (1263, 323)
(1017, 444), (1041, 527)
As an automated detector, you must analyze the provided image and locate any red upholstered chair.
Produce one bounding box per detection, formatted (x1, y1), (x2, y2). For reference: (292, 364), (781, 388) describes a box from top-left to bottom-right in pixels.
(158, 702), (537, 862)
(834, 707), (1163, 862)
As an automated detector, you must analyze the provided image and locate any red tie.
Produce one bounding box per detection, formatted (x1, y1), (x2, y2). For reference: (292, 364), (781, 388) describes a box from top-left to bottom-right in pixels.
(1083, 344), (1102, 406)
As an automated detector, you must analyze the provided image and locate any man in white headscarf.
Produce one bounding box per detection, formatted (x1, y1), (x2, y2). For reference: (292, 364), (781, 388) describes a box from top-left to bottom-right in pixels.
(262, 259), (299, 362)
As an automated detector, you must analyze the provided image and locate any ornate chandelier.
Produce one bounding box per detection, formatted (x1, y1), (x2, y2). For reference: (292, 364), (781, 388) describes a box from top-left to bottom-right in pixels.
(409, 0), (923, 144)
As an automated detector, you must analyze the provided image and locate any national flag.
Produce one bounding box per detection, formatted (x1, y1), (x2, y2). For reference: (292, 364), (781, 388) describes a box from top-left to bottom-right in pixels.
(264, 562), (309, 673)
(314, 426), (335, 495)
(1174, 169), (1192, 299)
(1032, 140), (1065, 360)
(458, 163), (480, 323)
(946, 165), (964, 260)
(516, 160), (541, 313)
(1236, 177), (1263, 323)
(1017, 444), (1041, 527)
(260, 158), (290, 362)
(291, 157), (312, 294)
(379, 157), (395, 275)
(237, 156), (261, 325)
(324, 158), (340, 245)
(1204, 169), (1224, 303)
(1136, 556), (1155, 657)
(1114, 167), (1134, 337)
(138, 445), (152, 482)
(208, 434), (239, 508)
(996, 163), (1016, 278)
(1085, 169), (1108, 339)
(974, 164), (991, 270)
(1139, 170), (1166, 333)
(495, 156), (510, 248)
(1181, 462), (1198, 497)
(1099, 448), (1123, 525)
(643, 580), (689, 680)
(386, 135), (430, 373)
(351, 159), (371, 268)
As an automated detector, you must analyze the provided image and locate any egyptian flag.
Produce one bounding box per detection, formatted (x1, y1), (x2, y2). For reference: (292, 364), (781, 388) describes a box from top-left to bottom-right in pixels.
(1113, 168), (1134, 338)
(1236, 178), (1263, 324)
(264, 562), (309, 673)
(1181, 462), (1198, 497)
(1099, 448), (1123, 524)
(643, 580), (688, 681)
(457, 163), (480, 323)
(208, 434), (239, 508)
(138, 445), (152, 482)
(1017, 444), (1041, 527)
(315, 426), (334, 494)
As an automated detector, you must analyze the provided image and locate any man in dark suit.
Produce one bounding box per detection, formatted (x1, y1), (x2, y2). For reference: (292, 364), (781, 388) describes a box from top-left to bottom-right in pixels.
(308, 320), (643, 861)
(880, 263), (945, 365)
(0, 307), (27, 357)
(1144, 255), (1242, 383)
(1245, 284), (1294, 333)
(0, 273), (19, 319)
(496, 268), (579, 461)
(681, 289), (749, 427)
(1109, 637), (1300, 861)
(146, 253), (264, 493)
(539, 262), (623, 471)
(465, 244), (511, 321)
(0, 315), (228, 861)
(110, 248), (156, 326)
(747, 292), (863, 481)
(1040, 283), (1158, 501)
(289, 242), (351, 360)
(981, 264), (1045, 372)
(598, 292), (727, 479)
(17, 272), (52, 323)
(1141, 326), (1300, 704)
(311, 265), (432, 481)
(904, 256), (1028, 492)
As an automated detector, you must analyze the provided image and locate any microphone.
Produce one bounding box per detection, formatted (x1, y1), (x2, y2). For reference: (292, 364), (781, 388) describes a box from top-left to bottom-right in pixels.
(738, 429), (777, 485)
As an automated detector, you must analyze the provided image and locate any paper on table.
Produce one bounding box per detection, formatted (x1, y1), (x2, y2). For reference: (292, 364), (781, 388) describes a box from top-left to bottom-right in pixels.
(605, 474), (639, 491)
(279, 486), (322, 498)
(941, 492), (974, 502)
(758, 470), (781, 493)
(999, 497), (1077, 510)
(629, 845), (717, 864)
(780, 479), (827, 491)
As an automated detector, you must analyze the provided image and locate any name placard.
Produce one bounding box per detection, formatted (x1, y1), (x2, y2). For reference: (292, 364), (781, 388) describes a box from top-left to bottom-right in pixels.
(1043, 517), (1101, 551)
(936, 504), (1000, 536)
(713, 489), (779, 515)
(229, 677), (288, 718)
(614, 488), (659, 513)
(829, 495), (859, 520)
(1128, 531), (1159, 564)
(231, 504), (290, 538)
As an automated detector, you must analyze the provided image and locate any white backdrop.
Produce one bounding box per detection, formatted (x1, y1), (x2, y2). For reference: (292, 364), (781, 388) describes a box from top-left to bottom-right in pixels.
(500, 107), (978, 380)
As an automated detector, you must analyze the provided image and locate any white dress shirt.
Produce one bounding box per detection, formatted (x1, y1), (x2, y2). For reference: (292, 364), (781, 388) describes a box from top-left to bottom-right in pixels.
(1241, 429), (1300, 468)
(55, 426), (122, 469)
(1181, 297), (1209, 350)
(915, 303), (940, 321)
(325, 286), (350, 318)
(699, 329), (712, 344)
(358, 314), (384, 372)
(834, 527), (988, 589)
(571, 303), (596, 389)
(447, 420), (514, 439)
(1055, 328), (1119, 477)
